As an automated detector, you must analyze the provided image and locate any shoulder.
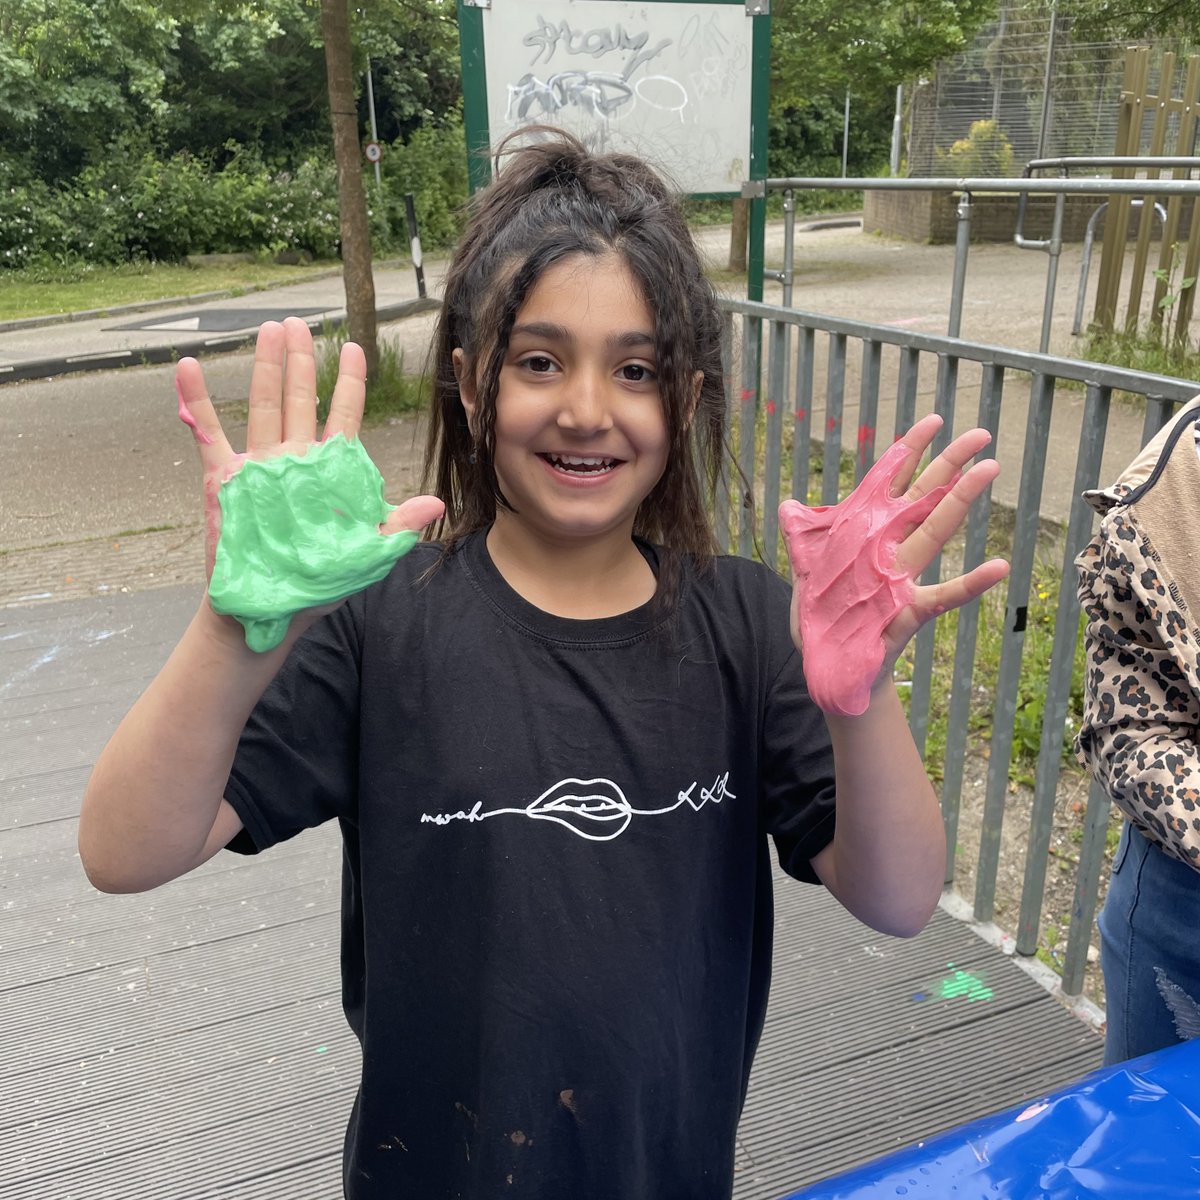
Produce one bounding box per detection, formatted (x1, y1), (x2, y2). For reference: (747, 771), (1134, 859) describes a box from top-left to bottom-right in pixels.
(1084, 396), (1200, 517)
(678, 553), (795, 673)
(692, 552), (789, 594)
(686, 553), (791, 617)
(344, 538), (477, 634)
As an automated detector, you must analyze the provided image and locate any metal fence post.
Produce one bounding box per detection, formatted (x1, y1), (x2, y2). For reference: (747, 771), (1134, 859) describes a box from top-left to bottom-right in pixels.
(948, 192), (972, 338)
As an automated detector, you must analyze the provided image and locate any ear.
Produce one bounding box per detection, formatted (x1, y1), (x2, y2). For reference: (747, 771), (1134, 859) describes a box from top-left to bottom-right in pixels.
(452, 348), (477, 428)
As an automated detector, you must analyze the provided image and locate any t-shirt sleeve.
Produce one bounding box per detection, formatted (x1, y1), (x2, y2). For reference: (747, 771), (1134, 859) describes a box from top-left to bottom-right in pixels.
(223, 599), (363, 855)
(757, 584), (837, 883)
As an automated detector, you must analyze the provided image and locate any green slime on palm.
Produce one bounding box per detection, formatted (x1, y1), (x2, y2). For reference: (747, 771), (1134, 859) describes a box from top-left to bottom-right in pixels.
(209, 434), (418, 652)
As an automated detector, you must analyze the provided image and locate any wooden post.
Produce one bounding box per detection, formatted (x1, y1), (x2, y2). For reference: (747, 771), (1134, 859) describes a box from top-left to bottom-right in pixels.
(1093, 48), (1147, 332)
(1125, 52), (1175, 334)
(1169, 57), (1200, 341)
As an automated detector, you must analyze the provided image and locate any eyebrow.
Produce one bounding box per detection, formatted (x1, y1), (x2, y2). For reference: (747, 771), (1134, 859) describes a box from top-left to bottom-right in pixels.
(510, 322), (656, 351)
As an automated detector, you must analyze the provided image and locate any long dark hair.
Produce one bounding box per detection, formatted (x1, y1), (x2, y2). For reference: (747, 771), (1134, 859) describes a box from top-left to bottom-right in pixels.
(423, 128), (729, 597)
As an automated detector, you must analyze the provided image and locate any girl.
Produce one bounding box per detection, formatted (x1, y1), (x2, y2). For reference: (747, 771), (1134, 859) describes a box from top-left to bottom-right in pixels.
(80, 132), (1007, 1199)
(1075, 395), (1200, 1065)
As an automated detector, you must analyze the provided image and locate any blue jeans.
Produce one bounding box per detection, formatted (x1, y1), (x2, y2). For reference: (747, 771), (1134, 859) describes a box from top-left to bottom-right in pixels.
(1099, 821), (1200, 1066)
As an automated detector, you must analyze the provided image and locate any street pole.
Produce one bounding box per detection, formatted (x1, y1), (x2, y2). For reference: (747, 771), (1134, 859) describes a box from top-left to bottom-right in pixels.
(365, 58), (382, 191)
(842, 90), (851, 177)
(1036, 2), (1059, 160)
(890, 85), (903, 176)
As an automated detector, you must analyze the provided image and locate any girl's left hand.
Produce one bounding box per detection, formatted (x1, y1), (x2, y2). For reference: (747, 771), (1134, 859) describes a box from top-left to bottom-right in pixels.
(779, 414), (1009, 717)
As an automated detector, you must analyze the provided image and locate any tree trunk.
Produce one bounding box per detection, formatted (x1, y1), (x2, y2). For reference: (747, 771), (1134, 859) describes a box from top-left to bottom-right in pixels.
(320, 0), (379, 378)
(729, 198), (749, 274)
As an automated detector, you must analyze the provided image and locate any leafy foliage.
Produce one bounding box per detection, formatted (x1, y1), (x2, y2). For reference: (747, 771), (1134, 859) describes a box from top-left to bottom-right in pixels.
(0, 0), (180, 183)
(1064, 0), (1200, 40)
(768, 0), (998, 179)
(936, 118), (1015, 176)
(771, 0), (998, 109)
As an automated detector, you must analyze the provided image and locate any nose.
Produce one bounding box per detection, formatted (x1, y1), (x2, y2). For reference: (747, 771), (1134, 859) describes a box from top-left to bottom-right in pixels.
(556, 368), (613, 436)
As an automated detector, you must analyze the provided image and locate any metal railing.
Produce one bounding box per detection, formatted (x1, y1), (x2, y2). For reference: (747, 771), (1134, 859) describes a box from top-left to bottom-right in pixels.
(716, 294), (1200, 998)
(742, 169), (1200, 352)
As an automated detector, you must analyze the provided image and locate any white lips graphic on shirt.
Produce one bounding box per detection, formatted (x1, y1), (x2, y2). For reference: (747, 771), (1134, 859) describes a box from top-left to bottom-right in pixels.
(419, 773), (736, 841)
(525, 778), (634, 839)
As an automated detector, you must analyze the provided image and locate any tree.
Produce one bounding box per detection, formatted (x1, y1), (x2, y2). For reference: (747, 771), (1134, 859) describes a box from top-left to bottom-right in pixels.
(320, 0), (379, 378)
(771, 0), (998, 113)
(1064, 0), (1200, 39)
(356, 0), (461, 143)
(0, 0), (180, 183)
(159, 2), (331, 164)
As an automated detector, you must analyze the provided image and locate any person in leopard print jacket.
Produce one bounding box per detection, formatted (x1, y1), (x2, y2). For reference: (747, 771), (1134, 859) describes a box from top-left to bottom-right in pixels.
(1076, 395), (1200, 1065)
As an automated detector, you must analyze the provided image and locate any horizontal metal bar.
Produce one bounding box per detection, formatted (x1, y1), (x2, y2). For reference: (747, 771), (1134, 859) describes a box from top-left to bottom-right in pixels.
(717, 298), (1200, 400)
(1025, 156), (1200, 173)
(741, 176), (1200, 198)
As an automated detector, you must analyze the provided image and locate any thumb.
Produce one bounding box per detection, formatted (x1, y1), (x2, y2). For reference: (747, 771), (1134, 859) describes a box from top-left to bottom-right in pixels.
(381, 494), (445, 536)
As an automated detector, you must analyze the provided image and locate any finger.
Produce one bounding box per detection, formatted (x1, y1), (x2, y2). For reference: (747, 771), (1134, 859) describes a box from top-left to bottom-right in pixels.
(887, 558), (1010, 649)
(322, 341), (368, 442)
(175, 357), (234, 470)
(380, 494), (446, 536)
(281, 317), (319, 445)
(887, 413), (944, 494)
(906, 426), (994, 501)
(918, 558), (1010, 621)
(246, 322), (286, 454)
(895, 457), (1001, 578)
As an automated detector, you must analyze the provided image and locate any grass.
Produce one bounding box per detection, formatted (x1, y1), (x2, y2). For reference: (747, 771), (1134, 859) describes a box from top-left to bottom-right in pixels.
(904, 543), (1087, 791)
(315, 321), (429, 425)
(1, 256), (338, 322)
(1081, 327), (1200, 386)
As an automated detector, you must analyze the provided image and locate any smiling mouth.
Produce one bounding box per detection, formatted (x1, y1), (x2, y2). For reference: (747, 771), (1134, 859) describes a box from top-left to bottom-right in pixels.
(540, 453), (621, 475)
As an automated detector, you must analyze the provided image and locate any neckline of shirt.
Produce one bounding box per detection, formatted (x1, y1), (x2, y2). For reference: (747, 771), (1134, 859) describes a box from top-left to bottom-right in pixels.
(459, 528), (678, 646)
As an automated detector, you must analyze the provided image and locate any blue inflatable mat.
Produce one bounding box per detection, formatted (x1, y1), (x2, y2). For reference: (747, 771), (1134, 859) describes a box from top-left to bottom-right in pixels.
(784, 1040), (1200, 1199)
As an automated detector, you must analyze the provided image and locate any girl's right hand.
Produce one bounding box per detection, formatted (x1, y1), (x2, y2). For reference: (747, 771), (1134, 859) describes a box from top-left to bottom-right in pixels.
(176, 316), (444, 637)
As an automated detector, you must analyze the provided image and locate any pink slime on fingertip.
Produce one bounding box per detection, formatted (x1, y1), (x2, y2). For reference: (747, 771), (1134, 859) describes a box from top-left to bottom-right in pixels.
(176, 378), (214, 445)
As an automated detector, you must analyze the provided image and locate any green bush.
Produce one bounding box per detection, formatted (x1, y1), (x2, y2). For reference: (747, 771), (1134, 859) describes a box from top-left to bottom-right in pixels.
(374, 115), (469, 252)
(260, 157), (342, 258)
(2, 118), (468, 270)
(0, 164), (64, 268)
(936, 119), (1015, 178)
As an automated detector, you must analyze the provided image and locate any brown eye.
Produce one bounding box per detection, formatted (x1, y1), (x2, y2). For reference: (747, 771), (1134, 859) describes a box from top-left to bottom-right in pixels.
(523, 355), (556, 373)
(621, 364), (655, 382)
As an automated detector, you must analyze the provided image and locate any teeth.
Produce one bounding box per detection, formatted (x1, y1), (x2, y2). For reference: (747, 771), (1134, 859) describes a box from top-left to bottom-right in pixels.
(548, 454), (616, 470)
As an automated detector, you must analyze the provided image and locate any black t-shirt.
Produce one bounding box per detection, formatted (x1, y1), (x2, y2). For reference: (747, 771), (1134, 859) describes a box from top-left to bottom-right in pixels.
(225, 531), (836, 1199)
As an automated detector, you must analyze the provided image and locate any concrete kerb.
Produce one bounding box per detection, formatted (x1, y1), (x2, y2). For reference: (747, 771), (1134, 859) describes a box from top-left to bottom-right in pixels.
(0, 296), (441, 385)
(0, 256), (421, 335)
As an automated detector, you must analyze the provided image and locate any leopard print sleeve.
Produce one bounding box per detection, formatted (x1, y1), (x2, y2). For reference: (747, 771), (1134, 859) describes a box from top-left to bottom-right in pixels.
(1075, 512), (1200, 870)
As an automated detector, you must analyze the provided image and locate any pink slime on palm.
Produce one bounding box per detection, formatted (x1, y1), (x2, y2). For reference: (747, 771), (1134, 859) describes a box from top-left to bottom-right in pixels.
(779, 440), (957, 718)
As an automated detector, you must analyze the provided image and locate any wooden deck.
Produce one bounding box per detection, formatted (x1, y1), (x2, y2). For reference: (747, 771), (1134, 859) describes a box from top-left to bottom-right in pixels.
(0, 584), (1103, 1198)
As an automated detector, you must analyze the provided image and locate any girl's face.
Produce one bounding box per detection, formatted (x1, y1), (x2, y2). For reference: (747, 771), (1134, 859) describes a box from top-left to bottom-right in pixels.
(457, 253), (669, 553)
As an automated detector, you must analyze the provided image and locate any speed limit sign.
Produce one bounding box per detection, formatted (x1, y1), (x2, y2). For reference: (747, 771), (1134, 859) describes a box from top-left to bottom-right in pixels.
(364, 141), (382, 164)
